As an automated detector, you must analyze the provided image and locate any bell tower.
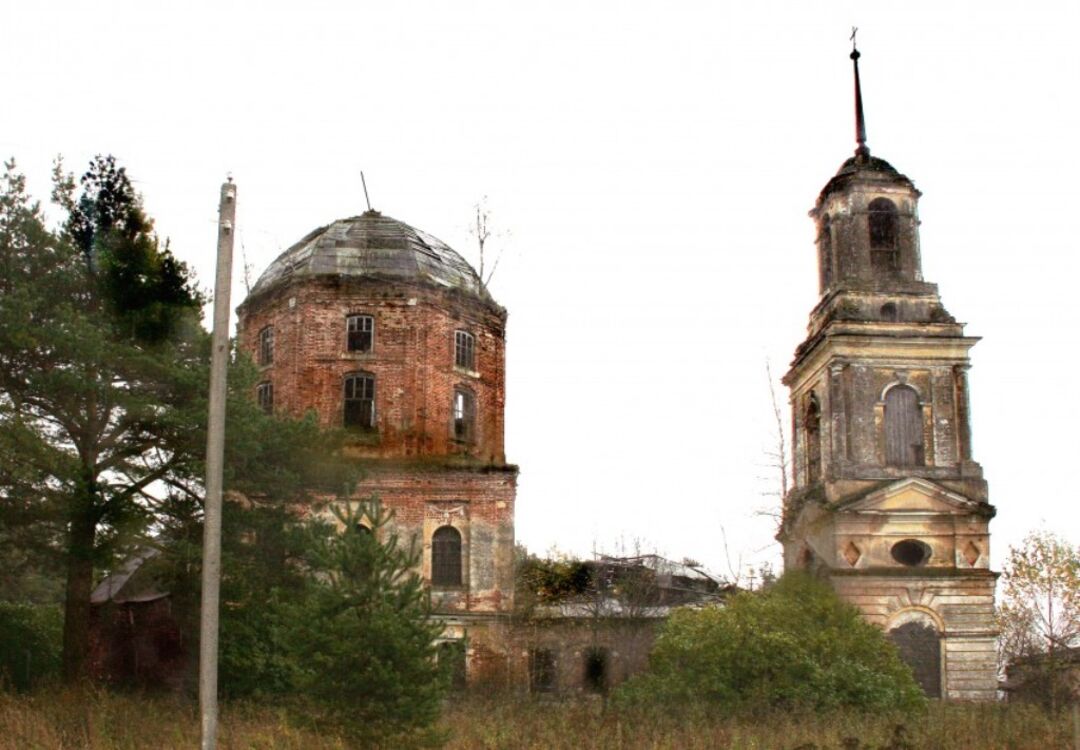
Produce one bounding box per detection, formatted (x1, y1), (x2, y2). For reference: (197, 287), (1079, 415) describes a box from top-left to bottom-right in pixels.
(780, 40), (998, 701)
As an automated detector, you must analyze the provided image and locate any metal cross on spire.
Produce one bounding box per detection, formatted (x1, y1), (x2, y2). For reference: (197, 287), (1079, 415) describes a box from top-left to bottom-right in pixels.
(850, 27), (870, 161)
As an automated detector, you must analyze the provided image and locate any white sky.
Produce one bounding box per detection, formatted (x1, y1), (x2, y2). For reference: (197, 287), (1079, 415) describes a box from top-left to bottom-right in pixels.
(3, 1), (1078, 581)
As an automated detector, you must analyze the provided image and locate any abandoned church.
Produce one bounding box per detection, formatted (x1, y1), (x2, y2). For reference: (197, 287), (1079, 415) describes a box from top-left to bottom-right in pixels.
(92, 44), (997, 698)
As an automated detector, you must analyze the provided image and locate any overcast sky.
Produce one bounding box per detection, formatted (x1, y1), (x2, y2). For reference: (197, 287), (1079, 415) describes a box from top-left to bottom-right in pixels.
(3, 1), (1078, 580)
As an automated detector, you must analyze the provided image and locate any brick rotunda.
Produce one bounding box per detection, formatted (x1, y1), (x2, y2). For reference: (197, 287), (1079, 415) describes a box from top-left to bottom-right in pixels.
(236, 209), (517, 682)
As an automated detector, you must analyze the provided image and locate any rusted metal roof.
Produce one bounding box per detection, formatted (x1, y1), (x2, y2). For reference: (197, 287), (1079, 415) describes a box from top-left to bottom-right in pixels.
(246, 210), (496, 306)
(91, 548), (168, 605)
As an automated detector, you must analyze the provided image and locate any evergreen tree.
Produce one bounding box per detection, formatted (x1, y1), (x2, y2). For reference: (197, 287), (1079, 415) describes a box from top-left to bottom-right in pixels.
(0, 157), (204, 680)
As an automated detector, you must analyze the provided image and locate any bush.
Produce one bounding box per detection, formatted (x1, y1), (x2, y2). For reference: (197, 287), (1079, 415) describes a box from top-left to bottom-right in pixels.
(0, 603), (62, 691)
(617, 573), (925, 713)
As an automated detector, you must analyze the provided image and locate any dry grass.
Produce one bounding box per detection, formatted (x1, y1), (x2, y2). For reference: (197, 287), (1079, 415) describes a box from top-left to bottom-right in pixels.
(0, 689), (1074, 750)
(440, 696), (1074, 750)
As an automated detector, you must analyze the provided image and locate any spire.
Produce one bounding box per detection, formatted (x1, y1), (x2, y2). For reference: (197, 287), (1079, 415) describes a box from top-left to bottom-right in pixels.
(850, 28), (870, 162)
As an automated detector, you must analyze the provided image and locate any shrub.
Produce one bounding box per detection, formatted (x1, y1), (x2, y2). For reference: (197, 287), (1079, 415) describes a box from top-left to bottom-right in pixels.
(0, 603), (62, 691)
(617, 573), (925, 713)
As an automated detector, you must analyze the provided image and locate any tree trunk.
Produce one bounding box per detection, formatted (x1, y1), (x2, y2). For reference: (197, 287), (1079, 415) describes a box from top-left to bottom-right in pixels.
(61, 509), (97, 683)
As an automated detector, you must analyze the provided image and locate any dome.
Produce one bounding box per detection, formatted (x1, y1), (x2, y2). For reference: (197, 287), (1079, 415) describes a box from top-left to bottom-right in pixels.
(816, 152), (917, 207)
(247, 210), (495, 305)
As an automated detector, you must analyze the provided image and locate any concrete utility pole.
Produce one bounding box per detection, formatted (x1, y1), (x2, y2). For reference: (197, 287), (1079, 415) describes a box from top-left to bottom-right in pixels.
(200, 178), (236, 750)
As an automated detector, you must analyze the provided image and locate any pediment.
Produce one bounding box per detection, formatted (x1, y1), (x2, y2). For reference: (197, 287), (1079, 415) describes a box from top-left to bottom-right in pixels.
(836, 478), (979, 515)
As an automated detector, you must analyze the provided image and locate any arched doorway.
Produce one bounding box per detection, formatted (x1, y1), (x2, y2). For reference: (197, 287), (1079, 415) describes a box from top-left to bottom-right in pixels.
(889, 620), (941, 698)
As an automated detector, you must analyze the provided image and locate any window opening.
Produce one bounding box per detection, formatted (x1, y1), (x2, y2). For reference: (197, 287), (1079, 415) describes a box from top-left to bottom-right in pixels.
(819, 214), (833, 290)
(889, 622), (941, 698)
(880, 302), (899, 321)
(884, 384), (923, 466)
(529, 648), (556, 693)
(258, 326), (274, 366)
(584, 648), (608, 693)
(347, 314), (374, 353)
(869, 198), (900, 275)
(805, 395), (822, 484)
(256, 382), (273, 414)
(454, 330), (475, 370)
(439, 641), (467, 690)
(891, 539), (931, 567)
(343, 372), (375, 429)
(453, 388), (476, 443)
(431, 526), (462, 586)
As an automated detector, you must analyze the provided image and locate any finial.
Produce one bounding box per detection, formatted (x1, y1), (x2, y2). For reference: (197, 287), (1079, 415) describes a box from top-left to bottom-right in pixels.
(360, 171), (373, 212)
(849, 28), (869, 161)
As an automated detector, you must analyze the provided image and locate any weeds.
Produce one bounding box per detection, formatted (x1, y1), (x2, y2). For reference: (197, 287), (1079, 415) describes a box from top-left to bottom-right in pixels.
(0, 689), (1073, 750)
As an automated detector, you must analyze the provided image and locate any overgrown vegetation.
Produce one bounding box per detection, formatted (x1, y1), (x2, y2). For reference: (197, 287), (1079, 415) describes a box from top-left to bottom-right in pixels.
(617, 573), (925, 713)
(0, 604), (62, 691)
(0, 690), (1074, 750)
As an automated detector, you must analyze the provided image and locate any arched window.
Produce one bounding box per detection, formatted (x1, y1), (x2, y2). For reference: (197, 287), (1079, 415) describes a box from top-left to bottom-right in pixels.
(884, 384), (923, 466)
(454, 330), (475, 370)
(880, 302), (899, 322)
(453, 387), (476, 443)
(346, 314), (374, 353)
(256, 381), (273, 414)
(258, 326), (274, 365)
(584, 648), (608, 693)
(889, 620), (941, 698)
(438, 641), (467, 689)
(431, 526), (462, 586)
(805, 395), (822, 483)
(869, 198), (900, 275)
(343, 372), (375, 429)
(529, 648), (556, 693)
(818, 214), (833, 289)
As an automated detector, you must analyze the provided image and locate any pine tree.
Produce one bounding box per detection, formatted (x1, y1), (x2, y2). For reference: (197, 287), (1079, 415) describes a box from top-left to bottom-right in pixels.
(0, 157), (205, 680)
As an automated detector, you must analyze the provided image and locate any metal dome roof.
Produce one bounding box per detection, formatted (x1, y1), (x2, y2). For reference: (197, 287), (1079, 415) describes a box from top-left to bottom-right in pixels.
(246, 210), (494, 305)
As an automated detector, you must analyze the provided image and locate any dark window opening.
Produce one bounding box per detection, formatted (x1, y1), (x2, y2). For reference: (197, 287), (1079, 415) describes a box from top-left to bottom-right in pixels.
(256, 382), (273, 414)
(258, 326), (274, 366)
(439, 641), (467, 690)
(880, 302), (899, 321)
(805, 395), (822, 484)
(454, 330), (475, 370)
(431, 526), (462, 587)
(344, 372), (375, 429)
(453, 388), (476, 443)
(819, 214), (833, 289)
(869, 197), (900, 275)
(584, 648), (608, 693)
(347, 314), (374, 353)
(889, 622), (941, 698)
(891, 539), (931, 567)
(884, 384), (924, 466)
(529, 648), (556, 693)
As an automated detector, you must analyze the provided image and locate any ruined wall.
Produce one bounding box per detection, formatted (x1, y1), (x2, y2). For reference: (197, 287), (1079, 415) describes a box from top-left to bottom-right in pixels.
(831, 574), (997, 700)
(348, 465), (517, 614)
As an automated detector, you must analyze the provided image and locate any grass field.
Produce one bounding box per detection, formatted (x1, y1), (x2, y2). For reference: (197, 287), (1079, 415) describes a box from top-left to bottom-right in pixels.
(0, 689), (1075, 749)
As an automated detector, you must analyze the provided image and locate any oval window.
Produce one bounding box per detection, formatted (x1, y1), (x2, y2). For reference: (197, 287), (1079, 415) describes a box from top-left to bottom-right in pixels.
(891, 539), (931, 567)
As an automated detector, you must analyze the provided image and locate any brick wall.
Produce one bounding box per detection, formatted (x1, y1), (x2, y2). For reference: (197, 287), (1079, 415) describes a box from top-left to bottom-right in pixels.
(237, 277), (508, 464)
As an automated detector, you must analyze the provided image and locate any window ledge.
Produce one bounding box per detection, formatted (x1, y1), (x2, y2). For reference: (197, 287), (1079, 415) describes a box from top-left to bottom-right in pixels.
(453, 366), (480, 379)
